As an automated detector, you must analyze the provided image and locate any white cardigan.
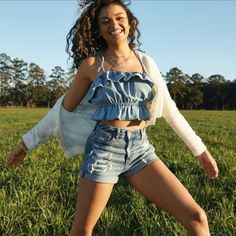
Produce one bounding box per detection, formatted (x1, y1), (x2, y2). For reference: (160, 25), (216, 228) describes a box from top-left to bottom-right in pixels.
(23, 52), (206, 157)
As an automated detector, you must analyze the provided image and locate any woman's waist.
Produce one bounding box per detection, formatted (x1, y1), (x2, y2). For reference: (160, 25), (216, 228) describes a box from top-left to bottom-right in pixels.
(91, 102), (151, 124)
(99, 119), (146, 131)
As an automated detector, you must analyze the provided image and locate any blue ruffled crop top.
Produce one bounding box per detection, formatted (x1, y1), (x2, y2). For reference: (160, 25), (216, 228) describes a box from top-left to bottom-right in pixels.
(87, 70), (154, 121)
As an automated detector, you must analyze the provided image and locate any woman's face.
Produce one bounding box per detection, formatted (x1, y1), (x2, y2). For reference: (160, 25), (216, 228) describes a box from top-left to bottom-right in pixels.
(98, 3), (130, 45)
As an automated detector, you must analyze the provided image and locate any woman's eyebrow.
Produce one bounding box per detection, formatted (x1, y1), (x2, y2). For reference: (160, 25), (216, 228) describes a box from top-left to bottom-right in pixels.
(99, 12), (125, 20)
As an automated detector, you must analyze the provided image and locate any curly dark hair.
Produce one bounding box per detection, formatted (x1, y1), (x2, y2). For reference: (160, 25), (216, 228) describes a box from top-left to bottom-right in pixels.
(66, 0), (141, 69)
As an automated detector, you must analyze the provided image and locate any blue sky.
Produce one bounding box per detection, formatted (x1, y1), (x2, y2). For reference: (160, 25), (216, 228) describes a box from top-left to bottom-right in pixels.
(0, 0), (235, 81)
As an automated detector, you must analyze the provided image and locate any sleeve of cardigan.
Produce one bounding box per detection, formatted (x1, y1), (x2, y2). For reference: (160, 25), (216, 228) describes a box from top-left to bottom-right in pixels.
(22, 104), (57, 151)
(160, 77), (207, 156)
(146, 56), (207, 156)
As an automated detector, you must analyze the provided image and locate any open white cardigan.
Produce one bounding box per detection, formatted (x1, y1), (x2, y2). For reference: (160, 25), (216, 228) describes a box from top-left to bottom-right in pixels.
(23, 52), (206, 158)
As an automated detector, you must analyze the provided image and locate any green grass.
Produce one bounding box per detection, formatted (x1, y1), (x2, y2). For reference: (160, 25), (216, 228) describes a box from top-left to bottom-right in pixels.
(0, 109), (235, 236)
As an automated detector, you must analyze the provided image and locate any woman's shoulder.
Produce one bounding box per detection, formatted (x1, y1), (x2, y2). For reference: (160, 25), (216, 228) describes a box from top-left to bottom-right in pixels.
(135, 50), (156, 64)
(84, 50), (103, 65)
(78, 54), (101, 79)
(80, 55), (97, 68)
(134, 50), (158, 69)
(75, 52), (105, 82)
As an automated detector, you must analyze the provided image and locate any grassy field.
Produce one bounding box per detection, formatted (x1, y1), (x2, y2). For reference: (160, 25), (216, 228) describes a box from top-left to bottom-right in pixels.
(0, 108), (235, 236)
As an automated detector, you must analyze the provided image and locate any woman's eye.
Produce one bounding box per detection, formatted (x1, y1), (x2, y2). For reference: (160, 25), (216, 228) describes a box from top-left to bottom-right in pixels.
(101, 20), (109, 25)
(117, 17), (125, 21)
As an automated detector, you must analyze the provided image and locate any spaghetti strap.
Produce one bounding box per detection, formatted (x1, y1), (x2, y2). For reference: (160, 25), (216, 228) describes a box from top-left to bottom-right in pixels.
(96, 51), (105, 73)
(134, 51), (148, 75)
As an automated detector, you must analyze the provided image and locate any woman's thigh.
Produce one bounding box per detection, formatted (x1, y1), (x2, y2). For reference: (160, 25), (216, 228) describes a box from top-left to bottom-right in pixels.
(125, 159), (204, 228)
(70, 177), (114, 233)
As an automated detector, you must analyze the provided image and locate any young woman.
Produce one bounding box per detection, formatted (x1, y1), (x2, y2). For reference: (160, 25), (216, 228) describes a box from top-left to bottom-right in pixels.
(7, 1), (218, 235)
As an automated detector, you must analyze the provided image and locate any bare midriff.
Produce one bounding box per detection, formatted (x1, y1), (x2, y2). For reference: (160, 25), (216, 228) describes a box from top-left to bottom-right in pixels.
(100, 119), (146, 131)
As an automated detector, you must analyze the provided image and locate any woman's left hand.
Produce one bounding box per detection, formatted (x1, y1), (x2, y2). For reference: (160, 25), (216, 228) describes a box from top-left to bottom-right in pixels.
(6, 141), (27, 168)
(197, 150), (219, 179)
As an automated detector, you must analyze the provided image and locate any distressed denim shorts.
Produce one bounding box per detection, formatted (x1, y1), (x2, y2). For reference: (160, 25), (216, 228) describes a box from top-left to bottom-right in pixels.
(79, 122), (158, 184)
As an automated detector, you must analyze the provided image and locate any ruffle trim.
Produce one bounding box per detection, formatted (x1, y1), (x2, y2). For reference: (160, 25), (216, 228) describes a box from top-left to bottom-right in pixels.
(88, 71), (154, 103)
(91, 103), (150, 121)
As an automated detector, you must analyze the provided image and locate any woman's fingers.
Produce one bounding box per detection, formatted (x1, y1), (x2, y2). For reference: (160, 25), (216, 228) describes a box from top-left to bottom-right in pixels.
(6, 146), (26, 168)
(197, 150), (219, 179)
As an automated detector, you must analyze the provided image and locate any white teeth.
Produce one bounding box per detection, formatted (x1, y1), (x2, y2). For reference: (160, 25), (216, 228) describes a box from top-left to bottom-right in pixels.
(111, 29), (122, 35)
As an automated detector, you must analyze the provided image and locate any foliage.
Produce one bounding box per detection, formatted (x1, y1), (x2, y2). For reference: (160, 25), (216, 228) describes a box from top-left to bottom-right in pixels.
(1, 52), (236, 110)
(0, 53), (72, 107)
(0, 109), (235, 235)
(165, 69), (236, 111)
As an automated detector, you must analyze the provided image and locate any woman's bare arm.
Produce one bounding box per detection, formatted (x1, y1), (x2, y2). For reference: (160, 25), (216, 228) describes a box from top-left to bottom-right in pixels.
(63, 57), (97, 112)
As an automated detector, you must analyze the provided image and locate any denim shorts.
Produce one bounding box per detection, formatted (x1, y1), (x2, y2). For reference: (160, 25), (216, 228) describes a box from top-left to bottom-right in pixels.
(79, 122), (158, 184)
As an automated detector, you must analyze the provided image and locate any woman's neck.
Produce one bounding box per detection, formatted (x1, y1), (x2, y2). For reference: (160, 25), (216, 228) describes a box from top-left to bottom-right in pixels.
(105, 44), (131, 58)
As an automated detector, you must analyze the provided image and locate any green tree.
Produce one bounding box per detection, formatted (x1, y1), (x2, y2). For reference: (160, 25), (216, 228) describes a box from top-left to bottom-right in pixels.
(206, 74), (229, 110)
(50, 66), (67, 88)
(27, 63), (46, 107)
(27, 63), (45, 86)
(47, 66), (68, 107)
(66, 67), (76, 87)
(165, 67), (187, 109)
(225, 80), (236, 110)
(0, 53), (12, 105)
(185, 73), (204, 109)
(11, 58), (28, 105)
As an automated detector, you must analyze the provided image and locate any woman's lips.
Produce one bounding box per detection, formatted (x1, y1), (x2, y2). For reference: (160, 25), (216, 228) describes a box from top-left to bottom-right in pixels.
(110, 29), (123, 35)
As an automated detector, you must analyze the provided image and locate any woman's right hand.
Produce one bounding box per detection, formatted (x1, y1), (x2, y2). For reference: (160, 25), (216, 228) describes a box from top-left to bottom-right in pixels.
(6, 141), (28, 168)
(197, 150), (219, 179)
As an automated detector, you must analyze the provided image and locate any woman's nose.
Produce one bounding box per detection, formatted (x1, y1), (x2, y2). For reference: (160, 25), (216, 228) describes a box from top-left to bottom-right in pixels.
(110, 19), (119, 28)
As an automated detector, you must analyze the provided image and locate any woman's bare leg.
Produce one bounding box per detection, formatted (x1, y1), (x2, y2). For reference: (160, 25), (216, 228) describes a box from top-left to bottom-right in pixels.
(69, 177), (114, 236)
(125, 159), (210, 236)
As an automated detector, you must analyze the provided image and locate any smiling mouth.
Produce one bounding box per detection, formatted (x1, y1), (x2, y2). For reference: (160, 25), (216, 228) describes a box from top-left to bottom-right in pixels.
(110, 29), (123, 35)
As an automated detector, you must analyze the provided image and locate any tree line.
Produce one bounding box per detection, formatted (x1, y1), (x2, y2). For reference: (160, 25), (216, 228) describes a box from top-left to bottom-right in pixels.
(1, 52), (236, 109)
(164, 68), (236, 110)
(0, 53), (74, 107)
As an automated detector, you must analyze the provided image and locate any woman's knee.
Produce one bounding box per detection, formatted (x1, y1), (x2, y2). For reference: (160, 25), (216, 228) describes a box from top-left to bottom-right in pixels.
(187, 207), (209, 231)
(194, 208), (208, 224)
